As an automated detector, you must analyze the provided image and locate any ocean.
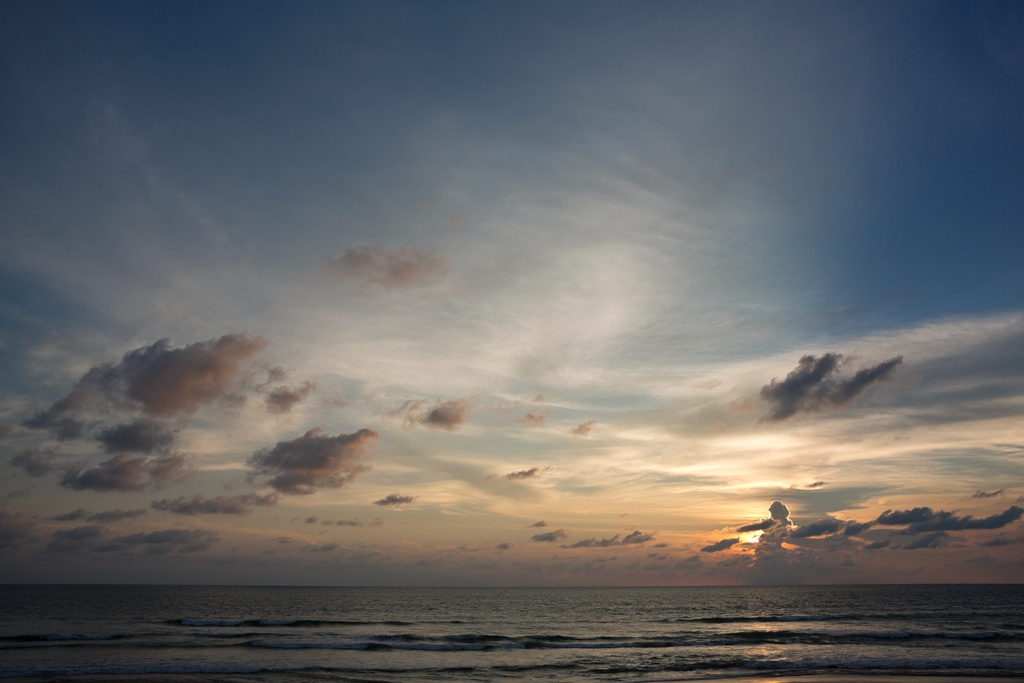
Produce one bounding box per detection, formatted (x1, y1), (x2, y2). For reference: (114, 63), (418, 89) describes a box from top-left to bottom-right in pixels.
(0, 584), (1022, 682)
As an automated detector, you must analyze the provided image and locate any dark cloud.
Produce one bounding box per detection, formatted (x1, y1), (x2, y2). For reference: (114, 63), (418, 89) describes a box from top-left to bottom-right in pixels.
(529, 520), (547, 527)
(496, 542), (511, 550)
(0, 488), (32, 504)
(335, 518), (365, 527)
(0, 424), (11, 439)
(504, 467), (551, 481)
(318, 244), (447, 291)
(737, 519), (776, 533)
(807, 481), (828, 488)
(11, 447), (65, 477)
(87, 508), (147, 523)
(304, 516), (318, 523)
(568, 420), (597, 437)
(841, 521), (874, 536)
(309, 542), (339, 552)
(248, 427), (378, 495)
(395, 398), (472, 431)
(790, 517), (845, 538)
(97, 419), (176, 454)
(265, 381), (316, 414)
(532, 529), (569, 542)
(759, 353), (903, 422)
(979, 535), (1024, 547)
(972, 489), (1004, 498)
(701, 537), (740, 553)
(51, 524), (108, 541)
(23, 336), (267, 433)
(60, 453), (191, 492)
(0, 511), (38, 549)
(111, 528), (219, 554)
(863, 539), (890, 550)
(768, 500), (792, 526)
(565, 535), (620, 548)
(517, 409), (549, 427)
(150, 491), (280, 515)
(903, 531), (948, 550)
(622, 530), (655, 544)
(48, 508), (89, 521)
(876, 505), (1023, 533)
(373, 493), (417, 508)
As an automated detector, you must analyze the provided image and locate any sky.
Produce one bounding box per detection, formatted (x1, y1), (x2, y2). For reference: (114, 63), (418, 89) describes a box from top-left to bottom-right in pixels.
(1, 1), (1023, 585)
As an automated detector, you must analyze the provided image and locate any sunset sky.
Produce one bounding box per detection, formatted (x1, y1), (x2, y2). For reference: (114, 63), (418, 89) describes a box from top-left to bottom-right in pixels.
(2, 1), (1023, 585)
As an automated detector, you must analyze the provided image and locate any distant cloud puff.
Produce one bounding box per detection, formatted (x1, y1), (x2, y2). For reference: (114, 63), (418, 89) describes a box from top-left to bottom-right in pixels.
(394, 398), (473, 431)
(0, 424), (11, 440)
(701, 537), (740, 553)
(903, 531), (948, 550)
(495, 542), (511, 550)
(318, 244), (447, 291)
(972, 489), (1004, 498)
(565, 534), (620, 548)
(87, 508), (148, 523)
(568, 420), (597, 437)
(759, 353), (903, 422)
(150, 492), (279, 515)
(532, 529), (569, 542)
(504, 467), (551, 481)
(265, 381), (316, 414)
(864, 539), (890, 550)
(60, 453), (192, 492)
(249, 427), (378, 495)
(374, 493), (417, 508)
(529, 520), (547, 527)
(517, 409), (549, 427)
(621, 530), (655, 544)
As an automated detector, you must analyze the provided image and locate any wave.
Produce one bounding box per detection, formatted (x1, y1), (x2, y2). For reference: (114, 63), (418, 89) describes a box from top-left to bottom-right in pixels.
(169, 618), (415, 627)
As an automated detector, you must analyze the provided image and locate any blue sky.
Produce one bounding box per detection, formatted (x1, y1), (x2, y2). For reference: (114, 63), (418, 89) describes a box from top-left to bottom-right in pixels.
(1, 1), (1023, 584)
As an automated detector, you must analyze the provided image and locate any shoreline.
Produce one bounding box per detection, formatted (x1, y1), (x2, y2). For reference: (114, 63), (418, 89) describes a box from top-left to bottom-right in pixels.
(6, 675), (1024, 683)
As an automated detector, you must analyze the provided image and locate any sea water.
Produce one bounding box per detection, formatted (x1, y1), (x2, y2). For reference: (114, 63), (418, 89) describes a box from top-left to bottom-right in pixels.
(1, 584), (1022, 681)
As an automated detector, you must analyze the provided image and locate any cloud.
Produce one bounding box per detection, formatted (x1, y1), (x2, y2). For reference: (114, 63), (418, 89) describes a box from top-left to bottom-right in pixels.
(504, 467), (551, 481)
(768, 500), (792, 526)
(903, 531), (948, 550)
(736, 519), (776, 533)
(248, 427), (378, 494)
(47, 508), (148, 523)
(495, 542), (511, 550)
(150, 491), (280, 515)
(701, 537), (740, 553)
(875, 505), (1024, 533)
(48, 509), (89, 521)
(394, 398), (472, 431)
(369, 517), (384, 527)
(60, 453), (191, 492)
(373, 493), (417, 508)
(46, 524), (110, 552)
(109, 528), (219, 554)
(517, 409), (549, 427)
(0, 424), (11, 439)
(979, 535), (1024, 547)
(0, 488), (31, 505)
(759, 353), (903, 422)
(790, 517), (845, 538)
(972, 489), (1004, 498)
(568, 420), (597, 437)
(265, 381), (317, 414)
(529, 520), (547, 527)
(318, 244), (447, 291)
(10, 447), (65, 477)
(303, 516), (318, 523)
(621, 530), (655, 544)
(807, 481), (828, 488)
(335, 518), (365, 527)
(864, 539), (890, 550)
(23, 336), (267, 432)
(0, 511), (38, 549)
(309, 542), (339, 552)
(532, 529), (569, 542)
(97, 419), (176, 454)
(565, 534), (620, 548)
(87, 508), (148, 523)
